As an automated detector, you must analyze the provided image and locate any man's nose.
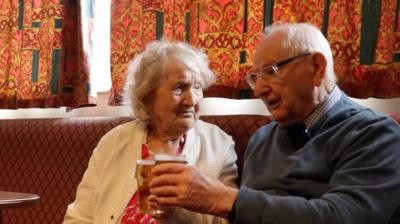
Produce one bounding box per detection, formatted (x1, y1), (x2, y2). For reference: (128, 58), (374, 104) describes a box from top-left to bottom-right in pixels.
(254, 79), (271, 98)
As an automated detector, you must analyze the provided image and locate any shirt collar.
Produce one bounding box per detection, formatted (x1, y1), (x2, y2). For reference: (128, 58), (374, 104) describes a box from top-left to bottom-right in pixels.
(305, 86), (341, 129)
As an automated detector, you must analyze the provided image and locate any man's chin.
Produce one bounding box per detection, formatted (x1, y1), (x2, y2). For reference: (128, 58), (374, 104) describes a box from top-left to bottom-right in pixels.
(270, 113), (290, 126)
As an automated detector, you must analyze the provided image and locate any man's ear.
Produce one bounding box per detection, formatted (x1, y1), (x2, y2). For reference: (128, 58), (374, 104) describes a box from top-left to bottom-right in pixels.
(310, 52), (327, 86)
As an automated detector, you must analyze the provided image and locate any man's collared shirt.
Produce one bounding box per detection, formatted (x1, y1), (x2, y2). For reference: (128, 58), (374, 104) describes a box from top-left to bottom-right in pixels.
(305, 86), (341, 129)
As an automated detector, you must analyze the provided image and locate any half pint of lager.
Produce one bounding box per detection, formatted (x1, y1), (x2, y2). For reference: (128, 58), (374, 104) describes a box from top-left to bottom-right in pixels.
(135, 159), (156, 214)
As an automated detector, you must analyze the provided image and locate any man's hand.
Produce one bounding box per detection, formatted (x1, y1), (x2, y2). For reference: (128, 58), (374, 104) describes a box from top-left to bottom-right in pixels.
(147, 194), (174, 220)
(149, 163), (238, 218)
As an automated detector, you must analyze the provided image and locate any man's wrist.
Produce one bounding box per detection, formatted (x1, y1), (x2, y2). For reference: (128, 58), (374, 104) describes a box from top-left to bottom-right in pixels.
(216, 186), (239, 218)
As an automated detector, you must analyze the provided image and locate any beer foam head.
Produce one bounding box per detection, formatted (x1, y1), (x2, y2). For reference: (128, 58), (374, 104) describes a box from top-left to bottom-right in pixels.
(155, 154), (186, 162)
(136, 159), (156, 165)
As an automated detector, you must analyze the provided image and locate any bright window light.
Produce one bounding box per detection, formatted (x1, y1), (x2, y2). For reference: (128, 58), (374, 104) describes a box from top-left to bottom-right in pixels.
(81, 0), (112, 96)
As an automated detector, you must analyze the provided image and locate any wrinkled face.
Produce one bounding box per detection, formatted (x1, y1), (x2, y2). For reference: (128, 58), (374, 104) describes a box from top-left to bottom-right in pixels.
(150, 62), (204, 134)
(252, 37), (317, 126)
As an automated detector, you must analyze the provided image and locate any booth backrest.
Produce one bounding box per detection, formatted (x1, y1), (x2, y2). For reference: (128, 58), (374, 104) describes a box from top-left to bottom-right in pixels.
(0, 115), (270, 224)
(1, 113), (398, 224)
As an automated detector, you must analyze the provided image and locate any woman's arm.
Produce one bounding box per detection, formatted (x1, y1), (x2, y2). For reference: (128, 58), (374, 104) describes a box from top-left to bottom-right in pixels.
(63, 147), (101, 223)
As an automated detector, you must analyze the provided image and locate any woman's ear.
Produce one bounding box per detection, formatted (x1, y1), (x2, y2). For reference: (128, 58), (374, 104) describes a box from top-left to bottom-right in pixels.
(310, 52), (327, 86)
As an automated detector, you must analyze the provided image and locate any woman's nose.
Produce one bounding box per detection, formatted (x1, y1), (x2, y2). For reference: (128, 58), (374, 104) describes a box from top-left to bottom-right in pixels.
(183, 89), (195, 106)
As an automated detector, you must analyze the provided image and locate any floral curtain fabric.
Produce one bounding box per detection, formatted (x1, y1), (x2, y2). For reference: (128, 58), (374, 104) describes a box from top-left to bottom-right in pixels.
(110, 0), (263, 103)
(109, 0), (399, 103)
(328, 0), (400, 98)
(0, 0), (91, 109)
(1, 1), (398, 109)
(110, 0), (155, 104)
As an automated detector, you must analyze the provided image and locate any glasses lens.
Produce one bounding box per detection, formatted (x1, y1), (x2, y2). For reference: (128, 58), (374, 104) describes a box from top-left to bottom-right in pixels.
(245, 64), (279, 89)
(263, 66), (277, 76)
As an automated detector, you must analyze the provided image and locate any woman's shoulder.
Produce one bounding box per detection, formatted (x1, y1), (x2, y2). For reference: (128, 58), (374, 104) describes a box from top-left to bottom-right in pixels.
(96, 119), (144, 148)
(194, 119), (231, 138)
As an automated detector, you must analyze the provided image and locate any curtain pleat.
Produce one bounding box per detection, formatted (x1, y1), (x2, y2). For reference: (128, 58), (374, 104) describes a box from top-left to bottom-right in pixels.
(0, 1), (91, 109)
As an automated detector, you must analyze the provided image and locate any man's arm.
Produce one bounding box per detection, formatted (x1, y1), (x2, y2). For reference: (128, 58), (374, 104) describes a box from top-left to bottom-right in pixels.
(150, 163), (239, 218)
(151, 116), (400, 224)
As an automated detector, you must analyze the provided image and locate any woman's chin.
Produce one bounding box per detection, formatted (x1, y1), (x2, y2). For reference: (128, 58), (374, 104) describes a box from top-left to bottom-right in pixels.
(174, 119), (196, 132)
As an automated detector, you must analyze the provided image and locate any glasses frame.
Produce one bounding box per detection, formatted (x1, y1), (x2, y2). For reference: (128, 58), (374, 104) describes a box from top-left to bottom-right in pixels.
(245, 53), (311, 89)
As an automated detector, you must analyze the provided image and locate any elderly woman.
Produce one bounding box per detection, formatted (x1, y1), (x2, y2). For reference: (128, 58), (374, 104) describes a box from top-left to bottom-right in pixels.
(63, 40), (238, 224)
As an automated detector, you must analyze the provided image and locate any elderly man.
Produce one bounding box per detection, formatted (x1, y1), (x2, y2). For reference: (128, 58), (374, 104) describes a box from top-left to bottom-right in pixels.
(150, 23), (400, 224)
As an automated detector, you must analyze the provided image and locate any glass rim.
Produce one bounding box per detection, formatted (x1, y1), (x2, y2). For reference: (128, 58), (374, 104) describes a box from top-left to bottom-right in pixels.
(155, 154), (186, 162)
(136, 159), (156, 165)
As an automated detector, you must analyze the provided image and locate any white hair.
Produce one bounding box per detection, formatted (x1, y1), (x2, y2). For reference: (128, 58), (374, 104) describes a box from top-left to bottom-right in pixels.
(123, 39), (215, 121)
(263, 23), (336, 85)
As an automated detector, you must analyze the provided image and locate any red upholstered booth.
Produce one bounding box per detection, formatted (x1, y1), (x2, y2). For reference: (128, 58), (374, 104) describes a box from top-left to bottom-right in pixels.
(1, 112), (399, 223)
(0, 115), (270, 223)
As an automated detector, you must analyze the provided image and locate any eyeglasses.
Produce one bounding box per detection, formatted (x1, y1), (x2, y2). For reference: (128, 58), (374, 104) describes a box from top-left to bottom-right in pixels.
(245, 53), (311, 89)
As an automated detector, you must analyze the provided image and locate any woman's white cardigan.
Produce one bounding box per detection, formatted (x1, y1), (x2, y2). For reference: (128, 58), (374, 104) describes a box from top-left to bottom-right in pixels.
(64, 119), (238, 224)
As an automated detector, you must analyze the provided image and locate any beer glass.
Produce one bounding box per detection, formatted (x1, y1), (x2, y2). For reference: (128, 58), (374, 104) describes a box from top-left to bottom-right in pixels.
(135, 159), (158, 214)
(153, 154), (187, 212)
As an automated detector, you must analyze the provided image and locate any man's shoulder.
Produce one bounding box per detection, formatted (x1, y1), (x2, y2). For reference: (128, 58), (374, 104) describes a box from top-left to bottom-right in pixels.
(319, 102), (400, 149)
(320, 95), (396, 130)
(330, 103), (396, 128)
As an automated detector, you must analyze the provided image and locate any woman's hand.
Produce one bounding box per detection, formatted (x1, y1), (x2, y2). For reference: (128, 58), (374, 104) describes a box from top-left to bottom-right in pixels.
(149, 163), (238, 218)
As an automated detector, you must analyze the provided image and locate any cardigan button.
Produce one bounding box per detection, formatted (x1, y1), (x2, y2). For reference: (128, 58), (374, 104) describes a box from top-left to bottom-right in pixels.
(110, 215), (114, 220)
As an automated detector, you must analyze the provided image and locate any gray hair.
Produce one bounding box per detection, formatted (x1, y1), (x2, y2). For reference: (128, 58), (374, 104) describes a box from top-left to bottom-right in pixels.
(263, 23), (336, 85)
(124, 39), (215, 121)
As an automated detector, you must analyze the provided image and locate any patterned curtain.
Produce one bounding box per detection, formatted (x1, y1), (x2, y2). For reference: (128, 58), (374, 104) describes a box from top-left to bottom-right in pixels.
(327, 0), (400, 98)
(0, 0), (91, 109)
(110, 0), (156, 104)
(110, 0), (263, 103)
(110, 0), (400, 103)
